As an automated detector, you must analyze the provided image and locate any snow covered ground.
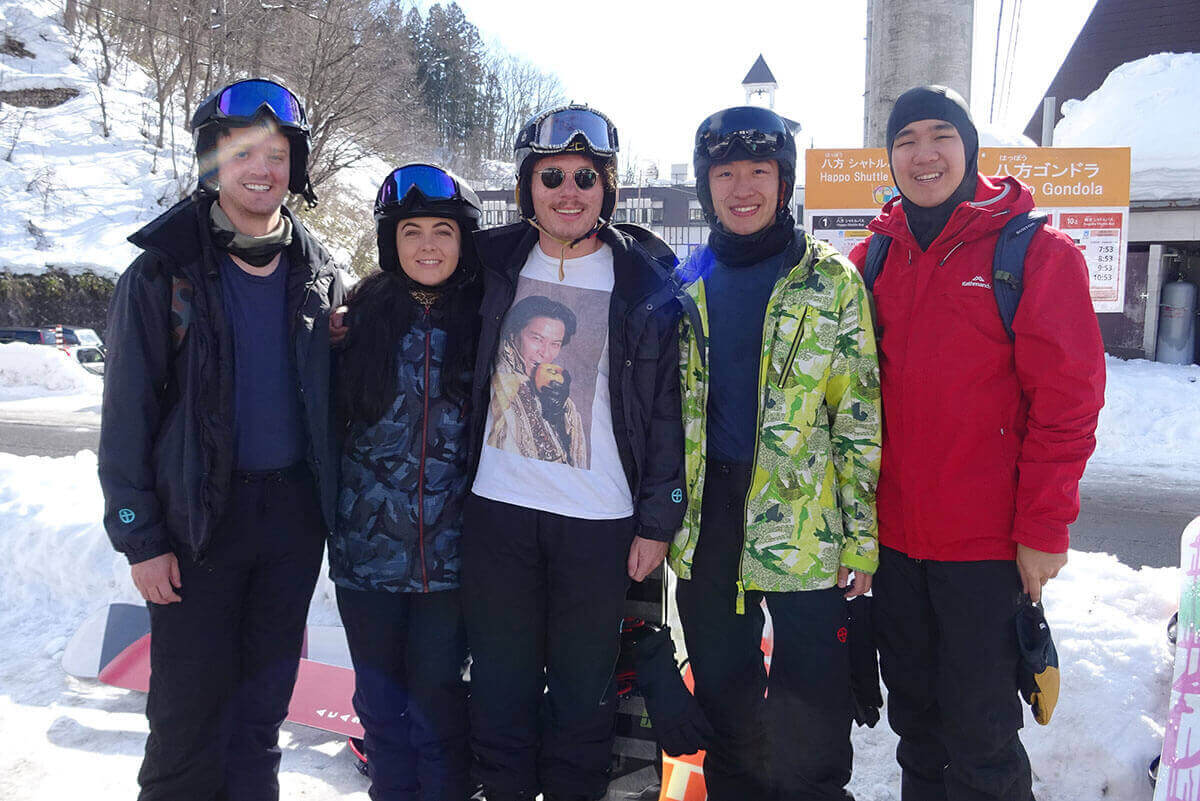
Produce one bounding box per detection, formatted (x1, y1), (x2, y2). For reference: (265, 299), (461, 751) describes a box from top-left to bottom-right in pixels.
(0, 341), (1196, 798)
(0, 450), (1182, 800)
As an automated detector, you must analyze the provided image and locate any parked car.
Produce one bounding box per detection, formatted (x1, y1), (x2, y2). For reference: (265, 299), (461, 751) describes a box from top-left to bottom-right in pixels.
(0, 326), (55, 345)
(0, 325), (106, 374)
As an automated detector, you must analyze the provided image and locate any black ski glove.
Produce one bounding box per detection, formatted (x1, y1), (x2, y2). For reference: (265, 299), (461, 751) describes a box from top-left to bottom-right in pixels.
(1016, 597), (1060, 725)
(847, 595), (883, 727)
(632, 626), (713, 757)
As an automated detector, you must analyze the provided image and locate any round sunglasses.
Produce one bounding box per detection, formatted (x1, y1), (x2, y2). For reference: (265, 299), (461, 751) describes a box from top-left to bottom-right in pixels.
(537, 167), (599, 190)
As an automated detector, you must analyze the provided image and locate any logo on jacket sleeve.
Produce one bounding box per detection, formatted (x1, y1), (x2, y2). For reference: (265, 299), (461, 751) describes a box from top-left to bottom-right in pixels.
(962, 275), (992, 289)
(671, 488), (683, 504)
(118, 508), (136, 524)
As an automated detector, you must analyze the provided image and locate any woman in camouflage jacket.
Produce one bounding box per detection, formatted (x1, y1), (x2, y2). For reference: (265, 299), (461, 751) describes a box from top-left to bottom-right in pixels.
(329, 164), (483, 801)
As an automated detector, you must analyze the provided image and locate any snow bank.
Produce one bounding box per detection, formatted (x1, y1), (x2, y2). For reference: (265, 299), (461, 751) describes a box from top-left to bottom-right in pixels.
(1055, 52), (1200, 201)
(0, 342), (102, 397)
(979, 124), (1037, 148)
(0, 449), (1180, 799)
(1095, 355), (1200, 474)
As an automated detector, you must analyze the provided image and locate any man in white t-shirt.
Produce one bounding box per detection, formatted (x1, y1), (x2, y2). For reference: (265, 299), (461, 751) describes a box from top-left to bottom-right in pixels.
(463, 104), (687, 801)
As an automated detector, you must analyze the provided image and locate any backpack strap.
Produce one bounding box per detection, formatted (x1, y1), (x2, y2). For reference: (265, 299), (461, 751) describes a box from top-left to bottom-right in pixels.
(861, 232), (892, 292)
(992, 212), (1048, 341)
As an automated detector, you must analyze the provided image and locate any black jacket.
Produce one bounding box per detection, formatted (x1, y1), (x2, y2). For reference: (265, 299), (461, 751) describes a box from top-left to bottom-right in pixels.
(98, 193), (343, 564)
(467, 223), (686, 540)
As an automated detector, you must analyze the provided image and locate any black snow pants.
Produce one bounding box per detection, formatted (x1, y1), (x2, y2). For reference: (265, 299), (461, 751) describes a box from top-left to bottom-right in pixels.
(675, 461), (855, 801)
(335, 586), (470, 801)
(871, 545), (1033, 801)
(460, 493), (635, 801)
(137, 463), (326, 801)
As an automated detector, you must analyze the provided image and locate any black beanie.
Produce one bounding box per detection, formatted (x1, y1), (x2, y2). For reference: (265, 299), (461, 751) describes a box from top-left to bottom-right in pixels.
(886, 85), (980, 249)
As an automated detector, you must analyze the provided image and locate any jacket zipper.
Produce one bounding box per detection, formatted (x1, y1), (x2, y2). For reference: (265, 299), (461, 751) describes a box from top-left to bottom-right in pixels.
(778, 307), (809, 385)
(418, 310), (432, 593)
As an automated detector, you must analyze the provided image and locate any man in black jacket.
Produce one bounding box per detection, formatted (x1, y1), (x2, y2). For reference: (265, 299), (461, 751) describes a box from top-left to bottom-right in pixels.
(98, 79), (342, 801)
(462, 104), (686, 801)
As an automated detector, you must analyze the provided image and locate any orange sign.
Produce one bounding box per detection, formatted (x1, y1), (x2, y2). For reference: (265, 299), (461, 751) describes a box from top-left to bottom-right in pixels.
(805, 147), (1131, 210)
(981, 147), (1130, 207)
(805, 149), (897, 210)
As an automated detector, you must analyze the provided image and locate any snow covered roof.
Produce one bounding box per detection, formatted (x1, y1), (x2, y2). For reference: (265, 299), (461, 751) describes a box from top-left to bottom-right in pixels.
(1054, 52), (1200, 202)
(742, 54), (777, 86)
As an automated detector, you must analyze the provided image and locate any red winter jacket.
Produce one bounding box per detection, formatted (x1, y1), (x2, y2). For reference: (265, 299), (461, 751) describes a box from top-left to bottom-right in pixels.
(849, 175), (1105, 561)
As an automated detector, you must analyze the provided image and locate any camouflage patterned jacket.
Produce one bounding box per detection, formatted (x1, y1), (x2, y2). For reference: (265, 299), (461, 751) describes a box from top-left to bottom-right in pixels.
(331, 312), (470, 593)
(669, 232), (882, 602)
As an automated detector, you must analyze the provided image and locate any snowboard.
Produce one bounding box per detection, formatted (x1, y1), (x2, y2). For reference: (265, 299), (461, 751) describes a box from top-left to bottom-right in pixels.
(61, 568), (675, 798)
(62, 603), (364, 738)
(1154, 515), (1200, 801)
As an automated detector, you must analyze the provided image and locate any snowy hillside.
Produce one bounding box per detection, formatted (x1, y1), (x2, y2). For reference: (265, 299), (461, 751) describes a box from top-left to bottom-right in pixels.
(0, 0), (195, 277)
(1055, 52), (1200, 201)
(0, 0), (391, 279)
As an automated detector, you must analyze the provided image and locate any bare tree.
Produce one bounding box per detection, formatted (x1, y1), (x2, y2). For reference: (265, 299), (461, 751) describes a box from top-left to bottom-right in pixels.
(89, 2), (113, 85)
(486, 50), (566, 161)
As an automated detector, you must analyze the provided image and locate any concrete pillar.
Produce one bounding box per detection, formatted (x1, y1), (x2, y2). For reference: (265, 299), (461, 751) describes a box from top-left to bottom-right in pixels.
(864, 0), (974, 147)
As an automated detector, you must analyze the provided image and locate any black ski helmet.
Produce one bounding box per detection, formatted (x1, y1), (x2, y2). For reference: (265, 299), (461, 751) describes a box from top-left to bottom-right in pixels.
(191, 78), (317, 207)
(374, 163), (482, 276)
(513, 103), (620, 226)
(693, 106), (797, 227)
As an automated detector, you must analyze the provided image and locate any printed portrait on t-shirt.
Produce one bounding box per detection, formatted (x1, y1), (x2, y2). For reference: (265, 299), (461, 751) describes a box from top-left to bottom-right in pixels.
(486, 280), (609, 470)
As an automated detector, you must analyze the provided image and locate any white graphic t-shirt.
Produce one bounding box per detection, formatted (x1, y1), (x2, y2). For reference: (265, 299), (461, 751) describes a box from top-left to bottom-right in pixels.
(472, 242), (634, 519)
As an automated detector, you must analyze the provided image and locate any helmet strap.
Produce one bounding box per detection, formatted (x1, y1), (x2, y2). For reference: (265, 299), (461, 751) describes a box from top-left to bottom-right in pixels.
(524, 216), (609, 281)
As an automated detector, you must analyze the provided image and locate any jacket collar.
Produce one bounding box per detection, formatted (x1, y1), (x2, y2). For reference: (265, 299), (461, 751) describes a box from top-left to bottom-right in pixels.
(868, 175), (1036, 252)
(128, 192), (332, 282)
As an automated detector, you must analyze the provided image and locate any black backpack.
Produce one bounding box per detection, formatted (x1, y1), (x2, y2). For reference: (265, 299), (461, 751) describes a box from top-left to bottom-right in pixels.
(861, 211), (1047, 340)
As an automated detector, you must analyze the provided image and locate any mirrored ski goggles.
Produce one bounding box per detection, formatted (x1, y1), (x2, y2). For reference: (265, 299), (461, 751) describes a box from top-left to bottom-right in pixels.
(520, 108), (618, 155)
(215, 79), (306, 127)
(695, 107), (789, 160)
(376, 164), (461, 208)
(699, 128), (788, 160)
(537, 167), (599, 191)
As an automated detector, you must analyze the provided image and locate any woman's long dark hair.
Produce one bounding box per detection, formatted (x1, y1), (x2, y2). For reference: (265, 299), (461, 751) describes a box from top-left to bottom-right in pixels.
(336, 257), (481, 429)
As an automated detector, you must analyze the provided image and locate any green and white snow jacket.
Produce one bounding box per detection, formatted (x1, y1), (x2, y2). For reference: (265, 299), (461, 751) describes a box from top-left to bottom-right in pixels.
(669, 232), (882, 606)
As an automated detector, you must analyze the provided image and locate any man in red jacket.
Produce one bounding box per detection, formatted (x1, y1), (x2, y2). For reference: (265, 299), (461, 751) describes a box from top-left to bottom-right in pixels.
(849, 85), (1105, 801)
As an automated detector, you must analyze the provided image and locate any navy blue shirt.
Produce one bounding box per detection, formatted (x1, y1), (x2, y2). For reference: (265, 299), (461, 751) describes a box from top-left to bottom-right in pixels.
(705, 250), (787, 465)
(219, 253), (307, 470)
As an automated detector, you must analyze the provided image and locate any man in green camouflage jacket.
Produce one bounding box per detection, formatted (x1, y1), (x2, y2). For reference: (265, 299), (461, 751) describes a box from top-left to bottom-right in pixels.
(670, 106), (881, 801)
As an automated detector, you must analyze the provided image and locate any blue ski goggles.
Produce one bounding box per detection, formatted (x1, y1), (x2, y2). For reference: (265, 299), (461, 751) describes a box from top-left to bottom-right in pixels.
(695, 106), (789, 161)
(213, 79), (306, 128)
(376, 164), (461, 210)
(517, 107), (618, 155)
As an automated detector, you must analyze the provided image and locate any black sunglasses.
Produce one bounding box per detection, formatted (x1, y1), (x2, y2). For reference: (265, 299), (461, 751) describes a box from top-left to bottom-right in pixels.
(537, 167), (599, 190)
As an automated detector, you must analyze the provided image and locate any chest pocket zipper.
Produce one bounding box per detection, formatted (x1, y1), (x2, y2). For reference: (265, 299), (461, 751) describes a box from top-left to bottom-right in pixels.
(777, 307), (809, 386)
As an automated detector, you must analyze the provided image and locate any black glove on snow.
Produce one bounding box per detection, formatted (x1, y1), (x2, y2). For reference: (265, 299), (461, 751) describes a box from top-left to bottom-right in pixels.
(847, 595), (883, 728)
(632, 626), (713, 757)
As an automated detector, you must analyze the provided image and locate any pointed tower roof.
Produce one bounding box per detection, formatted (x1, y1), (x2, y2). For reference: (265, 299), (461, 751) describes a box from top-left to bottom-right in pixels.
(742, 55), (777, 85)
